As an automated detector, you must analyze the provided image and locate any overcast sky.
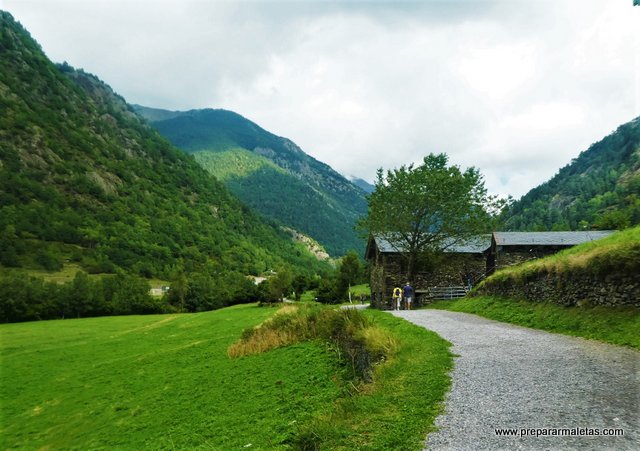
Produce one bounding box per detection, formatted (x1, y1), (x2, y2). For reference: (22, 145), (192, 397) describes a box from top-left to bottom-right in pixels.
(3, 0), (639, 198)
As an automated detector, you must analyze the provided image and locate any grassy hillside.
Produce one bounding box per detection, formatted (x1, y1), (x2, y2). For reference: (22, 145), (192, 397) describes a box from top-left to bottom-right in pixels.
(503, 116), (640, 230)
(0, 12), (327, 283)
(135, 106), (369, 256)
(0, 304), (453, 449)
(483, 225), (640, 283)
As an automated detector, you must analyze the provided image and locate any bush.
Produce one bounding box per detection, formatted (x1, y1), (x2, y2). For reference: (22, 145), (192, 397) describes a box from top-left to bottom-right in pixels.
(228, 304), (398, 382)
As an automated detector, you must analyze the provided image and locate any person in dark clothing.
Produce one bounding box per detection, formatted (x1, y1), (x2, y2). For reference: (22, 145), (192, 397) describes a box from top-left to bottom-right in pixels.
(403, 282), (414, 310)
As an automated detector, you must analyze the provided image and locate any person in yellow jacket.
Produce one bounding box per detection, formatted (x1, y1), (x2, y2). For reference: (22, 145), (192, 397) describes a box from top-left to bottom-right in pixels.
(392, 287), (402, 310)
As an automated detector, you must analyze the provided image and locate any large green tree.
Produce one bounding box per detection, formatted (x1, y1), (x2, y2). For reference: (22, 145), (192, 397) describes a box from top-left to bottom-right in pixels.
(360, 153), (502, 281)
(337, 250), (365, 302)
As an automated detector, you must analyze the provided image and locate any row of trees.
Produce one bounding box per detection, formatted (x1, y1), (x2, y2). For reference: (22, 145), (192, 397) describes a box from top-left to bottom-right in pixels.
(0, 250), (368, 323)
(0, 272), (162, 323)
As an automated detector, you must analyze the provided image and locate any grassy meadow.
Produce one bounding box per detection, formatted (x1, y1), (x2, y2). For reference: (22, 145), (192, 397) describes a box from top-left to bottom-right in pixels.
(1, 303), (452, 450)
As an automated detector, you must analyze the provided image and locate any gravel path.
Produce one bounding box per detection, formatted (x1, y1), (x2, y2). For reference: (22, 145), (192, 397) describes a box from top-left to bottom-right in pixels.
(390, 309), (639, 451)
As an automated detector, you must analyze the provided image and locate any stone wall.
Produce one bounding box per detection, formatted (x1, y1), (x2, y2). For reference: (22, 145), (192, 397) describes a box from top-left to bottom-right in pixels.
(476, 270), (640, 308)
(492, 247), (563, 274)
(370, 253), (487, 309)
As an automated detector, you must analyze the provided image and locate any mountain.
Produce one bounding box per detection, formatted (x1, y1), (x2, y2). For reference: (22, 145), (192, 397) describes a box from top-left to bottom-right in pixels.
(133, 105), (368, 256)
(0, 12), (327, 281)
(503, 117), (640, 231)
(349, 176), (375, 194)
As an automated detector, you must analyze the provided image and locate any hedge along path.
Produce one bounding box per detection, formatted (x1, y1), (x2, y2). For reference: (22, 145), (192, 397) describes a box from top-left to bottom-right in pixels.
(392, 309), (640, 451)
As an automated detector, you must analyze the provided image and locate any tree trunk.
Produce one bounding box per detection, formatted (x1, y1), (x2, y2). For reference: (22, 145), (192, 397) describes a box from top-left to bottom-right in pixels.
(406, 252), (416, 285)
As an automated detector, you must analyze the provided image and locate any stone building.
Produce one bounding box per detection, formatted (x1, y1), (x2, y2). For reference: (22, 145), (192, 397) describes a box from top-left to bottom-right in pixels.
(365, 234), (491, 309)
(366, 230), (616, 309)
(487, 231), (615, 274)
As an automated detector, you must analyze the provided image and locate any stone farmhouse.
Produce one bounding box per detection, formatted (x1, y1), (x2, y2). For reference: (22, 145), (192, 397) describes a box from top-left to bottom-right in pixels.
(366, 230), (615, 309)
(488, 231), (615, 275)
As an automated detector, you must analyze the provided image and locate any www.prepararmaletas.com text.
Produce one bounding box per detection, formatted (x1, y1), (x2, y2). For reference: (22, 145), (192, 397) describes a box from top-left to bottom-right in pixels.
(495, 427), (624, 438)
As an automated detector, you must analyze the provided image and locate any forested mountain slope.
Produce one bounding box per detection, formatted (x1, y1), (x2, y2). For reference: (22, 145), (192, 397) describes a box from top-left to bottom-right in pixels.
(134, 105), (368, 256)
(0, 11), (326, 280)
(503, 117), (640, 231)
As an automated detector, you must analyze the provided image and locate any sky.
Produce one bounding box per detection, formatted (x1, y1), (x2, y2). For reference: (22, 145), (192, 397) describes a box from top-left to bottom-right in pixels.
(3, 0), (640, 198)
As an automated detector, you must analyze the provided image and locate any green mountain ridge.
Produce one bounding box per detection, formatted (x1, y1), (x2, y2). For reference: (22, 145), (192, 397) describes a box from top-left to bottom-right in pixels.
(0, 12), (327, 281)
(503, 116), (640, 231)
(349, 176), (375, 194)
(133, 105), (368, 256)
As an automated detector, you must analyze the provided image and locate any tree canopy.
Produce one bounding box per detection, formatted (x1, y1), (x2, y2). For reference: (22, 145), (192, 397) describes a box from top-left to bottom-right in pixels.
(360, 153), (502, 281)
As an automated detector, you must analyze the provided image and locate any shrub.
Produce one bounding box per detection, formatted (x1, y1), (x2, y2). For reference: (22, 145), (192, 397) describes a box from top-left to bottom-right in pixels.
(228, 304), (398, 382)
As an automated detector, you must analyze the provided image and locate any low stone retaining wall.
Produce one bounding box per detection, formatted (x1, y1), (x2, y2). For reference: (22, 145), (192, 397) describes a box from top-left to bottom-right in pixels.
(475, 271), (640, 308)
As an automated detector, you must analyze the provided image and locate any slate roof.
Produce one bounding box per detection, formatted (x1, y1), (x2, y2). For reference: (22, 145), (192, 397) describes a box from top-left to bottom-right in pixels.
(370, 234), (491, 255)
(492, 231), (615, 246)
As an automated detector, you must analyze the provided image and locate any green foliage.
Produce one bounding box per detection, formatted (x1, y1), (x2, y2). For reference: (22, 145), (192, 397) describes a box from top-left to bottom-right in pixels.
(194, 147), (282, 181)
(503, 117), (640, 231)
(361, 153), (504, 280)
(137, 106), (369, 256)
(0, 270), (167, 322)
(429, 296), (640, 348)
(0, 11), (329, 305)
(315, 272), (343, 304)
(334, 250), (367, 302)
(267, 266), (294, 302)
(0, 264), (275, 322)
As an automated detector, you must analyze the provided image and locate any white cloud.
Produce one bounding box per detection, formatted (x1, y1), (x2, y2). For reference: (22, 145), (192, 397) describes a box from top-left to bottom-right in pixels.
(4, 0), (640, 199)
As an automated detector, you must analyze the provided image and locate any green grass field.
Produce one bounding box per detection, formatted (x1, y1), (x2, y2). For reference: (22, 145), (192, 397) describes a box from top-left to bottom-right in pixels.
(1, 304), (452, 449)
(428, 296), (640, 349)
(0, 305), (341, 449)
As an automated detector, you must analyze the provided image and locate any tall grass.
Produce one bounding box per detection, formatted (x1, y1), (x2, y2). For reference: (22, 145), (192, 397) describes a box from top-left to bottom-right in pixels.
(227, 304), (454, 449)
(228, 304), (397, 382)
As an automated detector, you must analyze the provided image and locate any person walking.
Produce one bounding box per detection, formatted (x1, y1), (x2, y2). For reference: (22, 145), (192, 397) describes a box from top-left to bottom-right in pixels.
(392, 287), (402, 310)
(403, 282), (414, 310)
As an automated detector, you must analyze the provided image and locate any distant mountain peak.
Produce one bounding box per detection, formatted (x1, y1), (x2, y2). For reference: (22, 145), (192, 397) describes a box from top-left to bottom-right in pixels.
(348, 176), (375, 194)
